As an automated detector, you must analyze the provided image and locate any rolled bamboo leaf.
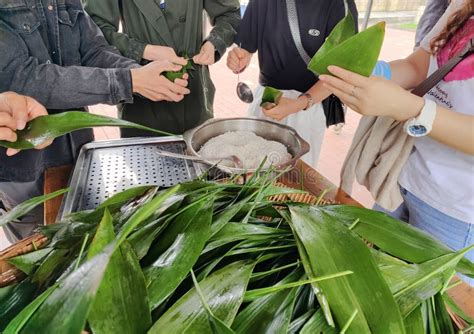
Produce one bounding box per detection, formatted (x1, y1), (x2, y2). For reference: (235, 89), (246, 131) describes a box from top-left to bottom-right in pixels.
(289, 205), (405, 333)
(164, 59), (195, 82)
(8, 248), (52, 276)
(0, 279), (39, 331)
(3, 285), (56, 334)
(308, 21), (385, 77)
(0, 189), (68, 228)
(149, 261), (255, 333)
(404, 306), (425, 334)
(317, 205), (474, 278)
(97, 185), (156, 210)
(317, 13), (356, 56)
(19, 211), (115, 334)
(260, 86), (283, 109)
(144, 198), (214, 310)
(232, 270), (300, 334)
(87, 210), (151, 334)
(300, 309), (338, 334)
(0, 112), (173, 150)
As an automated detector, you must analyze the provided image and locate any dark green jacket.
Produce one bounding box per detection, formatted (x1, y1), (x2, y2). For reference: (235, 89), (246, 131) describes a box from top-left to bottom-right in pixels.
(85, 0), (240, 137)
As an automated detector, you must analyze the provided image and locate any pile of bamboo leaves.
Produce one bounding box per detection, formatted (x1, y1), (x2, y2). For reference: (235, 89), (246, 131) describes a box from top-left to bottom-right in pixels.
(0, 175), (473, 333)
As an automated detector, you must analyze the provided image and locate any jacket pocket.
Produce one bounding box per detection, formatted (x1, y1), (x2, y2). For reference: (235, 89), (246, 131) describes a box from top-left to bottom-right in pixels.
(0, 4), (40, 35)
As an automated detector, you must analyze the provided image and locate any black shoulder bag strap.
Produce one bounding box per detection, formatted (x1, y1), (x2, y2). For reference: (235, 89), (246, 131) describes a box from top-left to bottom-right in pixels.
(411, 38), (474, 97)
(285, 0), (347, 127)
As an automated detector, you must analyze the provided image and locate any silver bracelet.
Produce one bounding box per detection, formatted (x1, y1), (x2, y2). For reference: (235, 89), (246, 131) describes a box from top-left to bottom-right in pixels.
(299, 92), (314, 110)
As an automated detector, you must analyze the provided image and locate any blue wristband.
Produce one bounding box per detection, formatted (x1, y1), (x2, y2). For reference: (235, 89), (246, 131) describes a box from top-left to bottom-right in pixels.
(371, 60), (392, 80)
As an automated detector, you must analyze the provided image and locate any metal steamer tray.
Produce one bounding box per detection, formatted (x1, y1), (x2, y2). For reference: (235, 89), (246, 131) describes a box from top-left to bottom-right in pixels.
(59, 137), (198, 219)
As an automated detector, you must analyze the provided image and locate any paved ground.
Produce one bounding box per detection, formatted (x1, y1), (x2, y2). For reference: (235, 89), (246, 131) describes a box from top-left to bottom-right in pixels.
(0, 27), (417, 251)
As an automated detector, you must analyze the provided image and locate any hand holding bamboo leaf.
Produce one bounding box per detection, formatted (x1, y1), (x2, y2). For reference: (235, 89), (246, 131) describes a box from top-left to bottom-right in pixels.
(0, 112), (174, 150)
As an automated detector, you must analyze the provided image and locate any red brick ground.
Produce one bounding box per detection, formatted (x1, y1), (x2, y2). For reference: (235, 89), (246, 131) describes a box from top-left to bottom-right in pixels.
(91, 28), (416, 207)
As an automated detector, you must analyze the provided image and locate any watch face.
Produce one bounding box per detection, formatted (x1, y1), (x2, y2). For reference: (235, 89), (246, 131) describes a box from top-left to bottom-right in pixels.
(408, 124), (427, 136)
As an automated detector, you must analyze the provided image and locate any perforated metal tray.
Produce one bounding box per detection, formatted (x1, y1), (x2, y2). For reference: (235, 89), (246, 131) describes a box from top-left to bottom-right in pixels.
(59, 137), (197, 218)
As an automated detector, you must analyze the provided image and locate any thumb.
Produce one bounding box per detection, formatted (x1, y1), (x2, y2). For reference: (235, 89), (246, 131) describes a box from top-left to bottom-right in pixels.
(172, 56), (188, 66)
(156, 60), (182, 73)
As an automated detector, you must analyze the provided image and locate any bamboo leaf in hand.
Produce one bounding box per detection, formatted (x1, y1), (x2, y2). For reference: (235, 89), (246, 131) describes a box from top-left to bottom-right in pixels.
(0, 112), (174, 150)
(308, 17), (385, 77)
(0, 189), (68, 228)
(149, 261), (254, 333)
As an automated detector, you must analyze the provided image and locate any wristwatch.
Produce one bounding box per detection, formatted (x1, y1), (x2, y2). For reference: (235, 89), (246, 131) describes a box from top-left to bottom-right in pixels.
(404, 99), (437, 137)
(299, 93), (314, 110)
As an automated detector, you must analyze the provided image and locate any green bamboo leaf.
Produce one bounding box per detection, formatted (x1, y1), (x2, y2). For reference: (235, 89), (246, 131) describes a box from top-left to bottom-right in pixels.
(190, 271), (236, 334)
(232, 271), (300, 334)
(20, 210), (115, 334)
(0, 279), (38, 331)
(8, 248), (52, 275)
(117, 185), (181, 245)
(388, 247), (473, 317)
(128, 216), (171, 260)
(404, 306), (425, 334)
(87, 210), (151, 334)
(0, 189), (68, 227)
(0, 112), (173, 150)
(318, 13), (356, 55)
(149, 261), (254, 334)
(97, 185), (157, 209)
(31, 248), (70, 286)
(430, 293), (455, 334)
(300, 309), (338, 334)
(289, 205), (405, 333)
(288, 309), (316, 334)
(204, 222), (289, 253)
(260, 86), (283, 109)
(144, 198), (214, 310)
(244, 271), (352, 302)
(210, 194), (255, 237)
(3, 285), (56, 334)
(308, 21), (385, 77)
(318, 205), (474, 278)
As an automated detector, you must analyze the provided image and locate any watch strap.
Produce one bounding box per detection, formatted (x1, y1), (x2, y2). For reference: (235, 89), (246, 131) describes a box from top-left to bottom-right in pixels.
(404, 99), (437, 136)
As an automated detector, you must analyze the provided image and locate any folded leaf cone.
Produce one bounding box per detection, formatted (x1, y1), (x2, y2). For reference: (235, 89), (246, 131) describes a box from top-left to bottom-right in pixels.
(308, 17), (385, 77)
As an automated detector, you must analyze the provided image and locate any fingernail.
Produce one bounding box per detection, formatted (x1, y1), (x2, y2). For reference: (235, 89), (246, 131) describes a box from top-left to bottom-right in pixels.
(17, 119), (26, 130)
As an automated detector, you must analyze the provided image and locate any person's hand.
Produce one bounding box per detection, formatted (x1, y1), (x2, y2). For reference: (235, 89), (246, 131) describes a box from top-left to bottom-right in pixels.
(319, 66), (424, 122)
(131, 60), (190, 102)
(193, 41), (216, 65)
(262, 96), (308, 121)
(0, 92), (50, 156)
(226, 47), (252, 74)
(143, 45), (187, 66)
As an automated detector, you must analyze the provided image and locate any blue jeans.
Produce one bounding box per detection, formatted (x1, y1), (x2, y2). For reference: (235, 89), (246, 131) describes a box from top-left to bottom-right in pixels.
(374, 187), (474, 286)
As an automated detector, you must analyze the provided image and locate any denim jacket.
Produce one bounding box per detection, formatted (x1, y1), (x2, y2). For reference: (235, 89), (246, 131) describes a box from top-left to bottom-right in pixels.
(0, 0), (139, 182)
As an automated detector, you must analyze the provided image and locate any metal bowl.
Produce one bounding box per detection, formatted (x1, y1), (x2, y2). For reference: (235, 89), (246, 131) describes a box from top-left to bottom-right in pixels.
(183, 117), (310, 174)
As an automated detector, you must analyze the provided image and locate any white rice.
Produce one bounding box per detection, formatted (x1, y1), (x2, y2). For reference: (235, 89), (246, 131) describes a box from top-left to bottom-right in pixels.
(198, 131), (292, 169)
